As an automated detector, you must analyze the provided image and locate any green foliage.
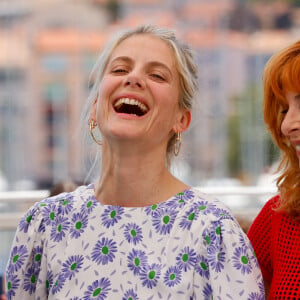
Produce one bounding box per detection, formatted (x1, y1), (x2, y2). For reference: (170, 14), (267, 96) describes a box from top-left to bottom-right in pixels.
(227, 105), (241, 177)
(292, 0), (300, 6)
(227, 81), (281, 182)
(246, 0), (300, 5)
(265, 134), (280, 165)
(106, 0), (120, 22)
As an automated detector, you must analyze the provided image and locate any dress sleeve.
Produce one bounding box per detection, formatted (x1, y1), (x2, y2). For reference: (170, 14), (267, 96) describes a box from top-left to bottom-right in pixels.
(5, 201), (48, 299)
(247, 197), (277, 282)
(194, 215), (265, 299)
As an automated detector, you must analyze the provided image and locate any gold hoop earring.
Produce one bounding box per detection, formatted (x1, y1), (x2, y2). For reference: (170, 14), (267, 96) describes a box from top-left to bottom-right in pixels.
(174, 132), (181, 156)
(89, 119), (102, 145)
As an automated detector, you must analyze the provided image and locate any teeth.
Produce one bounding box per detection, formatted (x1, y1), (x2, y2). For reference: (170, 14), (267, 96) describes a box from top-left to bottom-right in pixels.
(114, 98), (148, 113)
(296, 145), (300, 151)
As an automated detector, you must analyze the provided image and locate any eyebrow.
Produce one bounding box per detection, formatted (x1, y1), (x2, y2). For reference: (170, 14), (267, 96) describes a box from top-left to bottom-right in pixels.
(109, 56), (174, 78)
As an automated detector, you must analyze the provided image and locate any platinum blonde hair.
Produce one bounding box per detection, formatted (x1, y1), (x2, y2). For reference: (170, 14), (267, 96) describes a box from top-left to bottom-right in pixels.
(81, 24), (199, 180)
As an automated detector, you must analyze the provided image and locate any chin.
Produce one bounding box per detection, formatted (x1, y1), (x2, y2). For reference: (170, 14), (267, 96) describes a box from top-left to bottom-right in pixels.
(105, 129), (142, 141)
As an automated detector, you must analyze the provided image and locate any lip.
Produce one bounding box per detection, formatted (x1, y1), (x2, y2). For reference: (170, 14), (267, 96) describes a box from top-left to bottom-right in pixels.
(290, 140), (300, 154)
(113, 93), (149, 107)
(112, 93), (150, 117)
(290, 139), (300, 146)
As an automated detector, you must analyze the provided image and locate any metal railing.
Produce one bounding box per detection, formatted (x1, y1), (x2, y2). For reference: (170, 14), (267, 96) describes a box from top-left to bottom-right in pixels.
(0, 190), (49, 229)
(0, 186), (278, 230)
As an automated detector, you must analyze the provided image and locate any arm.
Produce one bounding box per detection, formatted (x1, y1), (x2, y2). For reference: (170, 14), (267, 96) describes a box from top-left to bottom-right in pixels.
(5, 203), (47, 299)
(194, 216), (265, 299)
(0, 275), (6, 300)
(247, 197), (276, 283)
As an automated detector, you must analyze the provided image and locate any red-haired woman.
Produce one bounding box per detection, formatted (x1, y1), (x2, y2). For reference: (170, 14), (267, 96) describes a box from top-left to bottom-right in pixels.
(248, 40), (300, 299)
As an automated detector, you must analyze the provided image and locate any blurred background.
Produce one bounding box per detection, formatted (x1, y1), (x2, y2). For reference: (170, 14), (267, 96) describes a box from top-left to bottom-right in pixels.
(1, 0), (299, 288)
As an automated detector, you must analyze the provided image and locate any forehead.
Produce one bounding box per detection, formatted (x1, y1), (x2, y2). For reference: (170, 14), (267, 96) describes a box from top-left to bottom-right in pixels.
(109, 34), (177, 67)
(279, 56), (300, 95)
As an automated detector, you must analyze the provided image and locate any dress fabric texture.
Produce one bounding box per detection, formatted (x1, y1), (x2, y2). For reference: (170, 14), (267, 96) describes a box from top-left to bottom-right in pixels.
(6, 184), (264, 299)
(248, 195), (300, 299)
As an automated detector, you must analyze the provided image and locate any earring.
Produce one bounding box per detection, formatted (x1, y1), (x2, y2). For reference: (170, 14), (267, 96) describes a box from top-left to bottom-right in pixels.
(89, 119), (102, 145)
(174, 132), (181, 156)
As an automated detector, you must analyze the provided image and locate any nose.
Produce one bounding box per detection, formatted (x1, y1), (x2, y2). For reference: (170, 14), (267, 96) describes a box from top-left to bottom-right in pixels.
(281, 108), (300, 137)
(124, 72), (145, 89)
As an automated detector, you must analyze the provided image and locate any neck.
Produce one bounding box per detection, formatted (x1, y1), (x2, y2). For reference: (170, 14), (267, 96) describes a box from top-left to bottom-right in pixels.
(94, 143), (189, 207)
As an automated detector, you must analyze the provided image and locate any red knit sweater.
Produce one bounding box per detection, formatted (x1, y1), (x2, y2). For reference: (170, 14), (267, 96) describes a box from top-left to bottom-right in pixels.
(247, 195), (300, 299)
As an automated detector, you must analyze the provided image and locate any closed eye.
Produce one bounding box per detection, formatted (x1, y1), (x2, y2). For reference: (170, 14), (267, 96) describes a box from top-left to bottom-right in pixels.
(150, 73), (165, 81)
(112, 69), (127, 74)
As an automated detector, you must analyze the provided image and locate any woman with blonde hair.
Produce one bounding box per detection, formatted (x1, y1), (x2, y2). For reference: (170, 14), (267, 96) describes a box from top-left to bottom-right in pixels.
(248, 40), (300, 299)
(6, 24), (263, 299)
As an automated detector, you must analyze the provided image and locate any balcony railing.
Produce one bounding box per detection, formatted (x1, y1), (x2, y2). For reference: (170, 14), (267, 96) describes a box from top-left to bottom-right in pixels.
(0, 190), (49, 229)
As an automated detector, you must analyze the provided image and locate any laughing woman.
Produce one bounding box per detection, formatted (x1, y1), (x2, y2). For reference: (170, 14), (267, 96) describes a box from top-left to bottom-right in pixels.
(5, 25), (264, 299)
(247, 40), (300, 299)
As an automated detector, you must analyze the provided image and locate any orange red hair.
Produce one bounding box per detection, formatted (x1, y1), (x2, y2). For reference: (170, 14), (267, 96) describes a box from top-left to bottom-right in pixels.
(263, 40), (300, 219)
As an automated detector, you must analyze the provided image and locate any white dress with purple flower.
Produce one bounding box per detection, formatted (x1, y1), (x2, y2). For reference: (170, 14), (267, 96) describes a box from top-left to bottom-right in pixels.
(5, 184), (264, 299)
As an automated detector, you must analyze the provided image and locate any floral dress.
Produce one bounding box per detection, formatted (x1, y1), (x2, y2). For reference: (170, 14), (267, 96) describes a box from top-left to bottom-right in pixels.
(5, 184), (264, 299)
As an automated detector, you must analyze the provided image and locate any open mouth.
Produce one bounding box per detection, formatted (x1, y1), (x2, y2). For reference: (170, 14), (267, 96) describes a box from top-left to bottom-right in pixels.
(114, 98), (149, 116)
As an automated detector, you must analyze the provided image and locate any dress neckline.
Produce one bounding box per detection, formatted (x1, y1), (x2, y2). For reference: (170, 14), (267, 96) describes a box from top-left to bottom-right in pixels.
(85, 183), (195, 209)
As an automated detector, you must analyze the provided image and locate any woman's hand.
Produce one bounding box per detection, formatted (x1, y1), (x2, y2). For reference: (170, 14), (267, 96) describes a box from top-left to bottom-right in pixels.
(0, 293), (7, 300)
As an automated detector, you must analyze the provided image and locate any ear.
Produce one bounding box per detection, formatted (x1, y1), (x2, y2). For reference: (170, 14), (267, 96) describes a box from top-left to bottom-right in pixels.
(173, 109), (191, 133)
(89, 99), (98, 121)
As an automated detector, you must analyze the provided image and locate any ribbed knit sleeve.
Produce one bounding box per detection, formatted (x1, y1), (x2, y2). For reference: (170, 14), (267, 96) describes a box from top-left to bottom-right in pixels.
(247, 195), (279, 282)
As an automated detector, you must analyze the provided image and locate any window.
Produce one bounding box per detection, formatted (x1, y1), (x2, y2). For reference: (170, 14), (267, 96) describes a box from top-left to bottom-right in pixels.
(44, 82), (68, 104)
(41, 54), (68, 73)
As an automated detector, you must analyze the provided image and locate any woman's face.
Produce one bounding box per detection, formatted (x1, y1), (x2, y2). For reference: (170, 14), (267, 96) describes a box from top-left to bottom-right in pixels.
(281, 91), (300, 166)
(90, 34), (190, 151)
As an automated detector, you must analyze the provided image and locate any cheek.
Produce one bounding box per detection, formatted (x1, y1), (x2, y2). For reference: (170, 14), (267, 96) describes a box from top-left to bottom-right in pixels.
(160, 88), (180, 107)
(98, 78), (111, 100)
(96, 79), (115, 116)
(280, 118), (291, 139)
(280, 120), (286, 136)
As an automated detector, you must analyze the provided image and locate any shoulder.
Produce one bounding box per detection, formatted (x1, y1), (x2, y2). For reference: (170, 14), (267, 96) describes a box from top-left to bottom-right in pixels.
(190, 187), (236, 221)
(254, 194), (280, 221)
(39, 184), (93, 214)
(177, 188), (238, 236)
(263, 194), (280, 209)
(19, 185), (93, 230)
(247, 195), (280, 240)
(188, 188), (253, 253)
